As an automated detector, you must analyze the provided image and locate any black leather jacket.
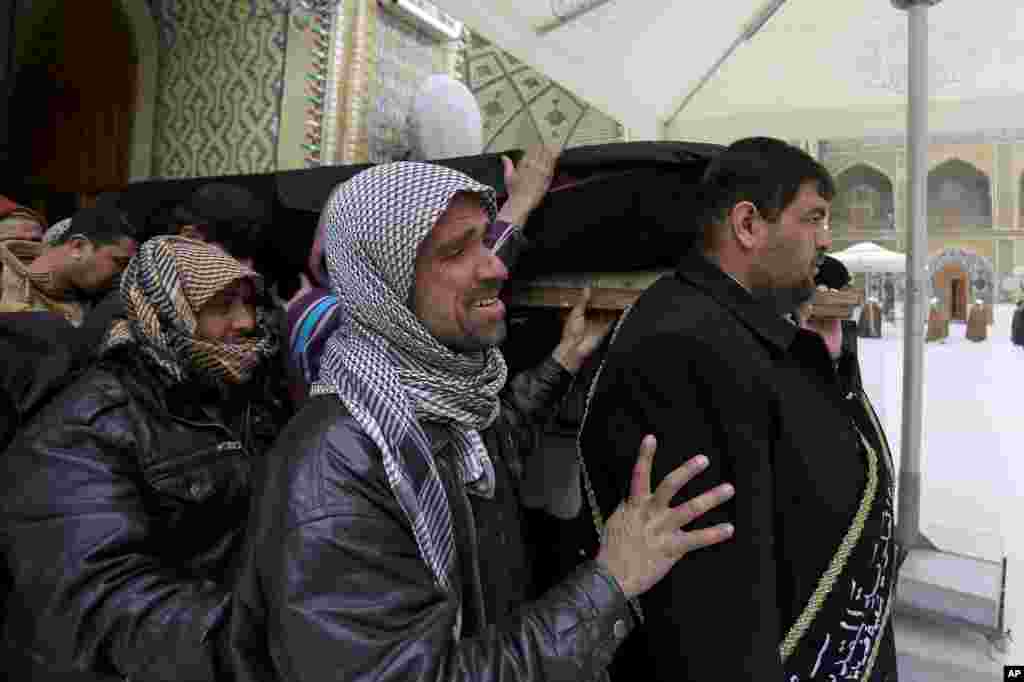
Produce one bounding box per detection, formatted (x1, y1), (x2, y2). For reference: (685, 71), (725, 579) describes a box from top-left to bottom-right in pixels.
(230, 357), (635, 682)
(0, 348), (290, 682)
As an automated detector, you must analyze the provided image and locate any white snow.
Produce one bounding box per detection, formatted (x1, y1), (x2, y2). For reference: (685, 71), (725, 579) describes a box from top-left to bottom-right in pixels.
(857, 304), (1022, 665)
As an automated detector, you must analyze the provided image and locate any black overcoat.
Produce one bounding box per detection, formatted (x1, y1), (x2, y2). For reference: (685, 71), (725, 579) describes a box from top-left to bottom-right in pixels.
(575, 249), (898, 681)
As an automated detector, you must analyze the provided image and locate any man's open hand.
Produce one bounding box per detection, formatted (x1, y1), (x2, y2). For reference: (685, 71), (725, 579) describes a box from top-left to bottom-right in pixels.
(551, 287), (616, 374)
(498, 144), (558, 227)
(596, 435), (735, 600)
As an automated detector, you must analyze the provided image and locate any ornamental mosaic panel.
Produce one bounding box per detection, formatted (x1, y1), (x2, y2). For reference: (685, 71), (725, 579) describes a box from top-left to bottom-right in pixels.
(366, 8), (446, 163)
(149, 0), (287, 178)
(463, 31), (622, 153)
(527, 87), (584, 150)
(926, 248), (996, 305)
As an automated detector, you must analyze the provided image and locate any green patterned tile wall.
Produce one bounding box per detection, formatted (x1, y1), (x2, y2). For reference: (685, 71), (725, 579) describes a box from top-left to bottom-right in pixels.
(149, 0), (287, 178)
(463, 31), (623, 153)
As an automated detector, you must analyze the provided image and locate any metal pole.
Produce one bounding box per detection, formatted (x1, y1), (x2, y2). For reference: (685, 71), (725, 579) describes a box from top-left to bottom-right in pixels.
(661, 0), (788, 134)
(536, 0), (616, 35)
(894, 0), (941, 552)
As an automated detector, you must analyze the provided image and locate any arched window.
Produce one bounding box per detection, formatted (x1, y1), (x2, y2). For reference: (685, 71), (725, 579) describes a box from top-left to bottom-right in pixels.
(927, 159), (992, 229)
(832, 165), (895, 230)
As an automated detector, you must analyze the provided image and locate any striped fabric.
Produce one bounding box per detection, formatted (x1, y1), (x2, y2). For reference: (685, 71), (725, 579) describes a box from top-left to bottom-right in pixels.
(0, 196), (46, 240)
(311, 162), (503, 595)
(103, 236), (278, 386)
(0, 240), (85, 325)
(287, 287), (340, 385)
(43, 218), (72, 246)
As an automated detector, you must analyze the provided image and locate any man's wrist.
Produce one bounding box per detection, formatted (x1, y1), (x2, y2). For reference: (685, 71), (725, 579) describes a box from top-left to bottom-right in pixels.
(497, 198), (536, 228)
(552, 342), (583, 375)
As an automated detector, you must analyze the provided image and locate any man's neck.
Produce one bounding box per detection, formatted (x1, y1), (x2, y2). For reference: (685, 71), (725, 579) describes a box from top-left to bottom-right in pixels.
(702, 250), (751, 293)
(703, 249), (808, 319)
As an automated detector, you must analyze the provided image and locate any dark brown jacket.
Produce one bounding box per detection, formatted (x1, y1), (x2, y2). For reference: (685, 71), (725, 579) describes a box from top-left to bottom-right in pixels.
(230, 358), (635, 682)
(575, 249), (898, 681)
(0, 349), (290, 681)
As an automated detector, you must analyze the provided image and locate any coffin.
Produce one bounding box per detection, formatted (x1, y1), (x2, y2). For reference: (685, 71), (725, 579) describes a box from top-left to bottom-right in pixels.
(117, 142), (720, 295)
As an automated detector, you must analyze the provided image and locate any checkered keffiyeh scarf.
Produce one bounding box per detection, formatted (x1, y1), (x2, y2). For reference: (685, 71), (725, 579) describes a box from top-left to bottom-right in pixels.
(103, 236), (278, 386)
(311, 162), (505, 594)
(43, 218), (72, 246)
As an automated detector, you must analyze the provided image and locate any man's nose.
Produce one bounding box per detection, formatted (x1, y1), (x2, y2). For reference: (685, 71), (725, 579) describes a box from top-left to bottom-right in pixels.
(233, 303), (257, 333)
(817, 224), (833, 251)
(479, 248), (509, 283)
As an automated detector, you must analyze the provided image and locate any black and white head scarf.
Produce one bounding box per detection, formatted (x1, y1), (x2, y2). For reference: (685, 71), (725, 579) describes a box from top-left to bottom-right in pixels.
(312, 162), (506, 594)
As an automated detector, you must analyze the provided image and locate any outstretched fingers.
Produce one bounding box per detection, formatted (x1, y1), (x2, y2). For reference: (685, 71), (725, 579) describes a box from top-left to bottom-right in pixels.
(501, 155), (515, 184)
(655, 482), (736, 542)
(629, 434), (658, 501)
(652, 453), (710, 510)
(671, 521), (736, 556)
(573, 286), (593, 313)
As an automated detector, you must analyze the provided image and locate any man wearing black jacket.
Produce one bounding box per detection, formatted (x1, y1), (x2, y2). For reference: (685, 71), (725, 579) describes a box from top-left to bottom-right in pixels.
(577, 137), (898, 681)
(0, 311), (87, 449)
(230, 161), (737, 682)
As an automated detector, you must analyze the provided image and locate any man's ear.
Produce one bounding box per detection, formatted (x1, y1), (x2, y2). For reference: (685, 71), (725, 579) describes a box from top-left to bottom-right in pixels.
(729, 201), (761, 251)
(179, 224), (205, 241)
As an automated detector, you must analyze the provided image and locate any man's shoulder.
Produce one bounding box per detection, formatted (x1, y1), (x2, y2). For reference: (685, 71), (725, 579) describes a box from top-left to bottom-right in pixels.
(9, 361), (137, 449)
(279, 394), (367, 450)
(272, 396), (383, 481)
(614, 272), (741, 351)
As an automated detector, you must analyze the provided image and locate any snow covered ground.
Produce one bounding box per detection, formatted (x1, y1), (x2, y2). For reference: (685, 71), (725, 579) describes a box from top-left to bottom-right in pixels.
(857, 303), (1022, 669)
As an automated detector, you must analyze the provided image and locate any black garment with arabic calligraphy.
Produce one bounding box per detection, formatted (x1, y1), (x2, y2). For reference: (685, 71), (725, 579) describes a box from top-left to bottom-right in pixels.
(567, 252), (899, 681)
(779, 384), (897, 682)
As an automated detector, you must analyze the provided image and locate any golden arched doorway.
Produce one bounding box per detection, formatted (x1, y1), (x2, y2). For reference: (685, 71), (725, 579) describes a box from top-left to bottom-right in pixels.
(934, 262), (970, 322)
(11, 0), (139, 220)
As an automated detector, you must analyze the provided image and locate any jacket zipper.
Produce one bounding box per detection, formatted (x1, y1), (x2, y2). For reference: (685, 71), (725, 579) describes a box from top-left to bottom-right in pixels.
(167, 410), (251, 455)
(145, 441), (247, 488)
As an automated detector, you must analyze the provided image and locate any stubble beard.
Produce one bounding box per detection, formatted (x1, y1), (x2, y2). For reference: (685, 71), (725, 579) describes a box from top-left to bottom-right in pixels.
(445, 318), (508, 354)
(749, 261), (816, 317)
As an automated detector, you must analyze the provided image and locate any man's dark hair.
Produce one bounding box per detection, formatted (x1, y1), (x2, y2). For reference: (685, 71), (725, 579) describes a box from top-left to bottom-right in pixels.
(173, 183), (271, 260)
(57, 205), (137, 247)
(699, 137), (835, 247)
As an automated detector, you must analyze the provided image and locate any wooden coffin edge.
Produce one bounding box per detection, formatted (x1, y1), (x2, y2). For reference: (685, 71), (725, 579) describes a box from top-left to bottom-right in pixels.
(811, 288), (865, 321)
(503, 275), (865, 320)
(503, 271), (668, 312)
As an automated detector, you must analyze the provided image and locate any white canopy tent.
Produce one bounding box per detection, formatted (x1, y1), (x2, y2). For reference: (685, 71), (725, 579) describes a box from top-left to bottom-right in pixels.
(833, 242), (907, 275)
(433, 0), (1015, 668)
(433, 0), (1024, 141)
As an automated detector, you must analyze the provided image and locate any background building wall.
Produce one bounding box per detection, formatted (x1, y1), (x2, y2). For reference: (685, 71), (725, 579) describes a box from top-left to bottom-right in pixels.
(821, 133), (1024, 301)
(148, 0), (287, 178)
(327, 2), (625, 165)
(365, 5), (451, 163)
(463, 31), (623, 154)
(278, 4), (342, 170)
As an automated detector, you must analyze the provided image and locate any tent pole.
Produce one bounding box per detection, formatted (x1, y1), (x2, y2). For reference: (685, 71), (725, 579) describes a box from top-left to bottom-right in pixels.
(894, 0), (941, 553)
(536, 0), (616, 35)
(660, 0), (788, 136)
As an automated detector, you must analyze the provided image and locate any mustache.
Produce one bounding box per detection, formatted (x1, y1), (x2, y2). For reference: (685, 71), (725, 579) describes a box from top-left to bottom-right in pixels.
(469, 283), (504, 299)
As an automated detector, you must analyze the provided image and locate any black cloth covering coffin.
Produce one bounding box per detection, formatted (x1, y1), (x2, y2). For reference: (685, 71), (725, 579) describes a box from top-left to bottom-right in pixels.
(116, 142), (721, 298)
